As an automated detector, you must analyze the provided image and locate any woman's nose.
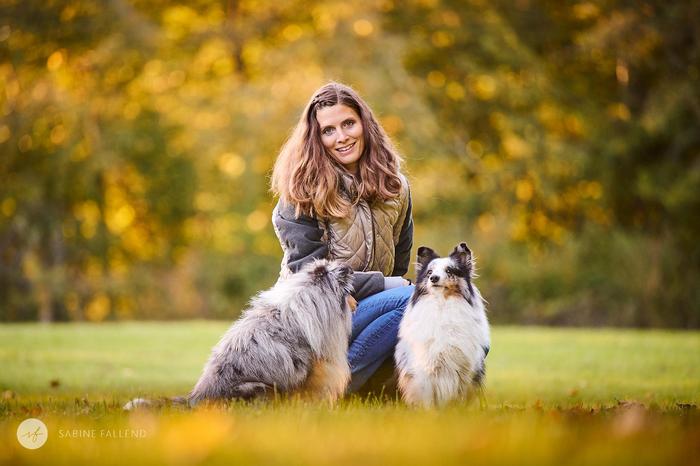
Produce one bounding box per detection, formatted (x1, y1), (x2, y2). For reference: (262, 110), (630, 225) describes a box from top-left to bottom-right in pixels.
(336, 128), (348, 142)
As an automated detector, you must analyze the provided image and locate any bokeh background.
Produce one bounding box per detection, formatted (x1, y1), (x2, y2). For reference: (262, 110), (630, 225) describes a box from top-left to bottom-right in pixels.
(1, 0), (698, 327)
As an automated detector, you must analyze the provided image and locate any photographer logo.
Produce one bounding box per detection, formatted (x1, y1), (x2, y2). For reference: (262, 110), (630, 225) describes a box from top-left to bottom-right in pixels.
(17, 418), (48, 449)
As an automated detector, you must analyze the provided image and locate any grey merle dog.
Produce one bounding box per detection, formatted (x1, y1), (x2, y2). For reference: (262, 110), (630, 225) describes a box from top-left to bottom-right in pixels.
(125, 259), (355, 409)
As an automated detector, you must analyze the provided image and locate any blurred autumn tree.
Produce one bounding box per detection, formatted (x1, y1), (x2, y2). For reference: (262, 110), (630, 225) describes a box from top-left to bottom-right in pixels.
(0, 0), (697, 327)
(384, 0), (699, 327)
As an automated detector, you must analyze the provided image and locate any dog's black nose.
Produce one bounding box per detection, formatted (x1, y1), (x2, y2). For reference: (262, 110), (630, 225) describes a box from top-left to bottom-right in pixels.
(430, 275), (439, 283)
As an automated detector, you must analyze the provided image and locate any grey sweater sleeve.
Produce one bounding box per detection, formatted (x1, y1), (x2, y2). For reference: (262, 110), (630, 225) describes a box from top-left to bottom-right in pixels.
(391, 189), (413, 277)
(272, 200), (385, 300)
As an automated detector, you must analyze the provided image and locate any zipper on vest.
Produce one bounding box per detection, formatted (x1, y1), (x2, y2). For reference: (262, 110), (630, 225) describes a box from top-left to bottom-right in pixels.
(365, 205), (376, 271)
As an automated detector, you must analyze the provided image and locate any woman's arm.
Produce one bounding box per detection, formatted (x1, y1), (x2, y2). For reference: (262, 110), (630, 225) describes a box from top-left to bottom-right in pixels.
(272, 200), (385, 300)
(392, 188), (413, 277)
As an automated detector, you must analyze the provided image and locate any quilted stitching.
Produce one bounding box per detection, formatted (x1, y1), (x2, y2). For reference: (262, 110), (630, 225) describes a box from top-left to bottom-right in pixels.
(326, 174), (409, 276)
(328, 201), (371, 270)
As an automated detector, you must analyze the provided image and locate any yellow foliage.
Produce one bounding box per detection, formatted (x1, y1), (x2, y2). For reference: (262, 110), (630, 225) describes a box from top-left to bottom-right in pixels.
(22, 253), (41, 281)
(573, 2), (600, 20)
(252, 153), (273, 174)
(108, 249), (129, 277)
(74, 201), (100, 239)
(49, 123), (67, 145)
(64, 292), (80, 319)
(105, 204), (135, 234)
(62, 221), (76, 239)
(85, 257), (102, 280)
(212, 57), (233, 76)
(210, 213), (244, 253)
(85, 292), (111, 322)
(470, 74), (497, 100)
(441, 10), (461, 27)
(381, 115), (404, 135)
(515, 180), (534, 202)
(162, 5), (200, 40)
(1, 197), (15, 217)
(114, 296), (135, 319)
(510, 218), (528, 242)
(254, 234), (280, 256)
(481, 153), (502, 171)
(579, 181), (603, 199)
(564, 115), (584, 137)
(608, 103), (631, 121)
(123, 226), (154, 259)
(282, 24), (303, 42)
(4, 75), (20, 100)
(18, 134), (33, 152)
(218, 152), (246, 179)
(195, 192), (223, 212)
(242, 40), (264, 67)
(353, 19), (374, 37)
(616, 59), (629, 85)
(477, 213), (495, 234)
(246, 209), (269, 232)
(467, 139), (484, 157)
(445, 81), (465, 100)
(0, 124), (10, 143)
(47, 50), (65, 71)
(502, 133), (533, 159)
(123, 101), (141, 120)
(427, 70), (446, 88)
(431, 31), (454, 47)
(312, 6), (338, 33)
(60, 4), (77, 22)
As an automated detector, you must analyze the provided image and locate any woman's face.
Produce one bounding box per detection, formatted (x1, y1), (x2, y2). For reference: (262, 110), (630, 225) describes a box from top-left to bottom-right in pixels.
(315, 104), (365, 174)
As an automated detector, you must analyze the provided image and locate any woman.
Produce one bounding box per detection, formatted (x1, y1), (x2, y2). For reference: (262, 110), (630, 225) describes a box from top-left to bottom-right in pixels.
(270, 81), (414, 392)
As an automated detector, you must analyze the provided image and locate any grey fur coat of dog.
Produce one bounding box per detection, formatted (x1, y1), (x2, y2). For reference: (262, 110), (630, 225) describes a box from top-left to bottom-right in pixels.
(188, 259), (355, 404)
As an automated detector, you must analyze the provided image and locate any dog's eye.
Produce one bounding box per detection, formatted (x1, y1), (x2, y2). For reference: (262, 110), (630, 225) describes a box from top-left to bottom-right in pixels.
(426, 270), (432, 275)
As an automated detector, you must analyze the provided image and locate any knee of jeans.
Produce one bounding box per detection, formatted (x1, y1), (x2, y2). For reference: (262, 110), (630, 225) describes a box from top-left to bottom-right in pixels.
(395, 286), (415, 313)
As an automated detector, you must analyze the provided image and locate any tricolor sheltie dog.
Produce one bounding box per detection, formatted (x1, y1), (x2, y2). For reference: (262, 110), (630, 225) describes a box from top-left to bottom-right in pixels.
(395, 243), (490, 408)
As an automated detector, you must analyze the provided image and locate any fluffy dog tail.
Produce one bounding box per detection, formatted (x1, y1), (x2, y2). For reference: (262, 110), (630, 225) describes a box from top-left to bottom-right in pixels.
(124, 381), (273, 411)
(187, 379), (274, 406)
(122, 396), (189, 411)
(226, 381), (272, 400)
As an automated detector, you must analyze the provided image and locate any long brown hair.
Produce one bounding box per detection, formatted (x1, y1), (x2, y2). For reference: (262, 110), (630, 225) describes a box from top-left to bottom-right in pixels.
(271, 82), (403, 219)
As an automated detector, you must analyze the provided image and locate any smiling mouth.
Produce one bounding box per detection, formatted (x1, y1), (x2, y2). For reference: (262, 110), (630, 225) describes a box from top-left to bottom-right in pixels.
(336, 142), (355, 153)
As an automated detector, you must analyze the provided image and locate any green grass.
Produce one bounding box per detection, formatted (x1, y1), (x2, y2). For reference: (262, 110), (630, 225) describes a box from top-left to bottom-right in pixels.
(0, 322), (698, 465)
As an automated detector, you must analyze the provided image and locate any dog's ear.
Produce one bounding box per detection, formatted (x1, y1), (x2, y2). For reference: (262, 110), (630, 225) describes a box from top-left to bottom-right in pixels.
(450, 242), (473, 275)
(331, 262), (354, 289)
(312, 263), (329, 281)
(415, 246), (439, 276)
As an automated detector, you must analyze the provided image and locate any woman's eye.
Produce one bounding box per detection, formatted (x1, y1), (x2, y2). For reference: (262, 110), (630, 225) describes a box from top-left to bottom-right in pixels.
(343, 120), (355, 127)
(322, 127), (334, 136)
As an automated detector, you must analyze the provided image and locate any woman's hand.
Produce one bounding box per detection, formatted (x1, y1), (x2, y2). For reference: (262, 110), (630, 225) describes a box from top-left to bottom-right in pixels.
(384, 276), (410, 289)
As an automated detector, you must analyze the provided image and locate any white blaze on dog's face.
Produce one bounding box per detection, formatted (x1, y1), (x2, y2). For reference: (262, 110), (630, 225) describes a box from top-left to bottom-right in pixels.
(425, 258), (459, 290)
(414, 243), (475, 301)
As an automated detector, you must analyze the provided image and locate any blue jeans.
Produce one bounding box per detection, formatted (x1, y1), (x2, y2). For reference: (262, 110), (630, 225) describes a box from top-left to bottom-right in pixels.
(347, 285), (415, 393)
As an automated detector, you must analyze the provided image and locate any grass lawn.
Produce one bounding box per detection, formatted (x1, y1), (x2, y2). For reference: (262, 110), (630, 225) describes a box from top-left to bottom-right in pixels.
(0, 322), (698, 465)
